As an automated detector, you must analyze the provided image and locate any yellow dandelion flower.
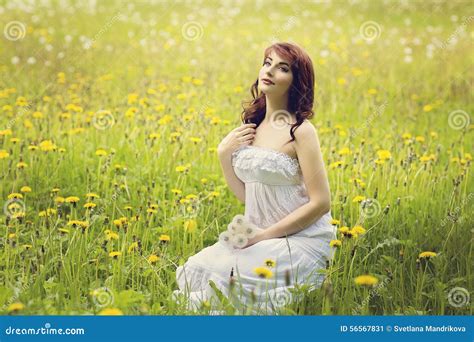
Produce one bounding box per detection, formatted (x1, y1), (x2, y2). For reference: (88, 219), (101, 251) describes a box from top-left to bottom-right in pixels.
(148, 254), (160, 263)
(109, 251), (122, 258)
(423, 104), (433, 112)
(354, 275), (378, 286)
(105, 231), (119, 241)
(128, 241), (139, 253)
(376, 150), (391, 160)
(330, 239), (342, 248)
(254, 267), (273, 279)
(352, 195), (366, 203)
(264, 259), (276, 268)
(0, 150), (10, 159)
(95, 149), (107, 157)
(184, 219), (197, 233)
(65, 196), (80, 204)
(86, 193), (100, 199)
(84, 202), (97, 209)
(20, 186), (32, 193)
(98, 308), (123, 315)
(419, 251), (437, 259)
(352, 225), (366, 235)
(159, 234), (170, 243)
(330, 219), (341, 226)
(7, 193), (23, 199)
(7, 302), (25, 313)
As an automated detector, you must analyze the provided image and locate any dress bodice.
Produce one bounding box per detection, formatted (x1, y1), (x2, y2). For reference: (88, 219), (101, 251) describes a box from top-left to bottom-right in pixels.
(231, 145), (302, 185)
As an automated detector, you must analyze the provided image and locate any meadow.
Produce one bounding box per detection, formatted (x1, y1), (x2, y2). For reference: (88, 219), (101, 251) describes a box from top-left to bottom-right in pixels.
(0, 0), (472, 315)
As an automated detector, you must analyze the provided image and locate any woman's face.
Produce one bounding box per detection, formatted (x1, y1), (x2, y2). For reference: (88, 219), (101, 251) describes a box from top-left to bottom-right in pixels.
(257, 50), (293, 97)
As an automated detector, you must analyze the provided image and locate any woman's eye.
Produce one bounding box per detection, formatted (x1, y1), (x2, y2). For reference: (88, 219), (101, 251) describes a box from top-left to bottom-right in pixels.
(264, 61), (271, 66)
(280, 67), (289, 72)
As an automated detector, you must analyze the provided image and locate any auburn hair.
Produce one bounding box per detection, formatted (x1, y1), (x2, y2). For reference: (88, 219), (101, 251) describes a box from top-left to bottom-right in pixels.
(240, 42), (316, 145)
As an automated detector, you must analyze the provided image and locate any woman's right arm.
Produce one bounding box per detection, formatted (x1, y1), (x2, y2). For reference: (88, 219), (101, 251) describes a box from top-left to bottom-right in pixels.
(217, 123), (256, 203)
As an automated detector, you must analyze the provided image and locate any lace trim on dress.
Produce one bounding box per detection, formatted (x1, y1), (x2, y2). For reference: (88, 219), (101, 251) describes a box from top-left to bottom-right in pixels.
(231, 145), (300, 177)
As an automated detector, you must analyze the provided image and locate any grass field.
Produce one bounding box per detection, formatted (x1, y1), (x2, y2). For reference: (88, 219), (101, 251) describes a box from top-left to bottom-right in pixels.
(0, 0), (472, 315)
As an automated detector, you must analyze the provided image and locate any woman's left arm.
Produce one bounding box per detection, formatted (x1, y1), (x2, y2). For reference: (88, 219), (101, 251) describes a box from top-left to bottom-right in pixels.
(261, 121), (331, 240)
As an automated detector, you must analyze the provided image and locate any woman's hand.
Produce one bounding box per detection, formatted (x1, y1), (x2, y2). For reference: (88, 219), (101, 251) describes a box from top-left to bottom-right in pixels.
(240, 229), (267, 249)
(217, 123), (257, 157)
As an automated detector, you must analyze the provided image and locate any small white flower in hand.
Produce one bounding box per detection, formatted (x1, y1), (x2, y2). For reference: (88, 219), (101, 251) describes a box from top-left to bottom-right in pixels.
(218, 214), (264, 250)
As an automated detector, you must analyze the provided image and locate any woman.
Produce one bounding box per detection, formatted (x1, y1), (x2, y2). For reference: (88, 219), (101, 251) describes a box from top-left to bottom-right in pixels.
(173, 42), (336, 314)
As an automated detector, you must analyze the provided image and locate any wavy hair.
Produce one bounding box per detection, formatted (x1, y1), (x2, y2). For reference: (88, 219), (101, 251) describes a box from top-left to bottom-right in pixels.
(240, 42), (315, 144)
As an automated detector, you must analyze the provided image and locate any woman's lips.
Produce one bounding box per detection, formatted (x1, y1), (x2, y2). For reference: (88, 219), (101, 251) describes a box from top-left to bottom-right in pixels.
(262, 79), (274, 85)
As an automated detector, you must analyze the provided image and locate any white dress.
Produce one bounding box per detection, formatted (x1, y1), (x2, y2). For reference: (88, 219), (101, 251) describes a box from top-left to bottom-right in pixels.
(172, 145), (337, 314)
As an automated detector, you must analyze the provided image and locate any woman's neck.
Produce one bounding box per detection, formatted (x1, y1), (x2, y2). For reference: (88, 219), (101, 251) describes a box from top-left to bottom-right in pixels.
(262, 93), (294, 124)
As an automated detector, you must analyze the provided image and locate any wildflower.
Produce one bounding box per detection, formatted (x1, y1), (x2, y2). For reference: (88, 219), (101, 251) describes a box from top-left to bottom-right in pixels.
(98, 308), (123, 315)
(419, 251), (437, 259)
(39, 140), (57, 152)
(376, 150), (391, 160)
(86, 193), (100, 199)
(148, 254), (160, 263)
(113, 217), (128, 228)
(330, 219), (340, 226)
(339, 226), (357, 238)
(0, 150), (10, 159)
(7, 302), (25, 313)
(184, 219), (197, 233)
(95, 149), (107, 157)
(354, 275), (378, 286)
(423, 104), (433, 112)
(105, 231), (119, 241)
(16, 161), (28, 169)
(264, 259), (276, 268)
(65, 196), (80, 204)
(254, 267), (273, 279)
(38, 208), (57, 217)
(84, 202), (97, 209)
(352, 225), (366, 235)
(20, 186), (32, 193)
(109, 251), (122, 259)
(159, 234), (170, 243)
(352, 195), (366, 203)
(367, 88), (377, 95)
(7, 193), (23, 200)
(329, 161), (344, 169)
(338, 147), (351, 156)
(330, 239), (342, 248)
(171, 188), (182, 195)
(128, 241), (139, 253)
(54, 196), (65, 205)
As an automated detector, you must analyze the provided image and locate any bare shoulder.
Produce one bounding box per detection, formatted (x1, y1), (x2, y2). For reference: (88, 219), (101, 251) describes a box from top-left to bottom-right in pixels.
(294, 119), (318, 144)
